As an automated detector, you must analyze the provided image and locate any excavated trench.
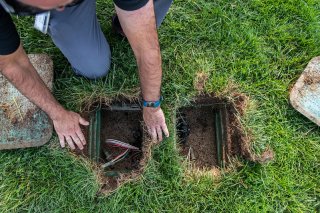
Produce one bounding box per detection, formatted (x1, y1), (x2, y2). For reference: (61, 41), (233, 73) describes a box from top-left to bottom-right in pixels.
(78, 94), (253, 193)
(176, 95), (253, 170)
(79, 101), (150, 193)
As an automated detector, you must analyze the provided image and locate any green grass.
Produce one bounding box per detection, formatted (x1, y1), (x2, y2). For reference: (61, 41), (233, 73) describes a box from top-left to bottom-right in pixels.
(1, 0), (320, 212)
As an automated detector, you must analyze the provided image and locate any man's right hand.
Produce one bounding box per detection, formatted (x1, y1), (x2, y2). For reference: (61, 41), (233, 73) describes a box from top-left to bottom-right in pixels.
(52, 109), (89, 150)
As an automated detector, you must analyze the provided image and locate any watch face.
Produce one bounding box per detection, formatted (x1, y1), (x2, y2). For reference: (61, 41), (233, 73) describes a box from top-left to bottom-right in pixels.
(147, 102), (155, 107)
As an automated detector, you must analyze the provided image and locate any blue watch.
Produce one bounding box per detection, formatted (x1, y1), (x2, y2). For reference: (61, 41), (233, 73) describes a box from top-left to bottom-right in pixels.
(142, 96), (163, 108)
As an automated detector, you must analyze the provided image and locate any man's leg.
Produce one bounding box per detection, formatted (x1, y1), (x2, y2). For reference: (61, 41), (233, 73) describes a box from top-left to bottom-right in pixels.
(48, 0), (111, 79)
(154, 0), (173, 27)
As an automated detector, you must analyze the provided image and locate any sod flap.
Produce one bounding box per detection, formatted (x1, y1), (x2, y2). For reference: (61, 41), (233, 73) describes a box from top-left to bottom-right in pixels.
(79, 101), (152, 193)
(0, 54), (53, 150)
(176, 95), (255, 171)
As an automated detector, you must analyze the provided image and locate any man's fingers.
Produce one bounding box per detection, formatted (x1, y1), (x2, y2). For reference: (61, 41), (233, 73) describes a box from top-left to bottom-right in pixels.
(71, 134), (84, 150)
(76, 129), (86, 145)
(156, 126), (163, 142)
(148, 127), (157, 141)
(79, 117), (89, 126)
(58, 134), (65, 148)
(161, 123), (169, 138)
(65, 136), (76, 150)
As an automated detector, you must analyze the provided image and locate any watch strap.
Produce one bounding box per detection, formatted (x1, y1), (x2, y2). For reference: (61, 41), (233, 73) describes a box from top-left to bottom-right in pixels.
(142, 96), (163, 108)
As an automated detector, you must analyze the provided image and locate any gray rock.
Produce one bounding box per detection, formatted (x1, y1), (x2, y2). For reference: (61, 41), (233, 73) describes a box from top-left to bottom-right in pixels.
(0, 54), (53, 149)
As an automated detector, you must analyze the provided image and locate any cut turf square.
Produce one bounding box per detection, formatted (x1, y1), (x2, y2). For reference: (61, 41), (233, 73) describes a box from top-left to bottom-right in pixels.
(79, 100), (151, 193)
(176, 95), (253, 170)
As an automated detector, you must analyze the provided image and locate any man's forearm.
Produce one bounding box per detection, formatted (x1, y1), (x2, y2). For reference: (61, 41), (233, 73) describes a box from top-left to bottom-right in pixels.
(115, 1), (169, 142)
(116, 0), (162, 101)
(136, 44), (162, 101)
(1, 43), (88, 150)
(0, 44), (64, 119)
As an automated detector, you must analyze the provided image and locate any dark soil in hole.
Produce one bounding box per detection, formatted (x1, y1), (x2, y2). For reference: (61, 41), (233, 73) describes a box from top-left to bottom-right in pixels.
(177, 95), (252, 170)
(99, 108), (144, 190)
(79, 102), (146, 192)
(101, 110), (143, 172)
(177, 106), (217, 168)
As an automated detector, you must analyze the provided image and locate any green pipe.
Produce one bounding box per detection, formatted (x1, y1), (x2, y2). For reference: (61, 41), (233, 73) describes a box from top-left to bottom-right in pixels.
(214, 106), (226, 168)
(89, 114), (94, 161)
(89, 107), (101, 163)
(95, 108), (101, 162)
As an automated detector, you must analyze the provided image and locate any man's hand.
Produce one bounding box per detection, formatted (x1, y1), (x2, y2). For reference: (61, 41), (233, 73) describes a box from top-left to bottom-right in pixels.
(143, 107), (169, 142)
(115, 1), (169, 141)
(0, 44), (89, 150)
(52, 110), (89, 150)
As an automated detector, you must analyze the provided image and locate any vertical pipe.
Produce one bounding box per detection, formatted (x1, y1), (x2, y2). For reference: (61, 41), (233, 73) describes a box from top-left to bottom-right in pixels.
(95, 108), (101, 162)
(214, 105), (226, 168)
(89, 113), (94, 161)
(89, 107), (101, 163)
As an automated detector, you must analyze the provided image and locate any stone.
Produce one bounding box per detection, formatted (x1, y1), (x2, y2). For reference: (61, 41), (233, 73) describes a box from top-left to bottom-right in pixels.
(0, 54), (53, 149)
(290, 56), (320, 126)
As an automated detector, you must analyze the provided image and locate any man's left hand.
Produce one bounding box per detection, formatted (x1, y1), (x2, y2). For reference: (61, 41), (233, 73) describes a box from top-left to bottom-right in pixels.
(143, 107), (169, 142)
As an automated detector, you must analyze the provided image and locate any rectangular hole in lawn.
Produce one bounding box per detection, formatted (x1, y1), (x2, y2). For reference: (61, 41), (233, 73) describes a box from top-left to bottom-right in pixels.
(80, 102), (146, 192)
(176, 96), (247, 169)
(101, 105), (143, 174)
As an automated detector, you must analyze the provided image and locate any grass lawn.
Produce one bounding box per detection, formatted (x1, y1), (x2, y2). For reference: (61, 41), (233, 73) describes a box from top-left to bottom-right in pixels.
(1, 0), (320, 212)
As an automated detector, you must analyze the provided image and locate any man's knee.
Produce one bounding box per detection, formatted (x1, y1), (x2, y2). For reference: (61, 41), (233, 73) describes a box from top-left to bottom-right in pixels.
(73, 57), (111, 79)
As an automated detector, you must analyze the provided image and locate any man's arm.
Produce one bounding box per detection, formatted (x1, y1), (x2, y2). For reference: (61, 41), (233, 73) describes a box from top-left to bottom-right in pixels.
(115, 0), (169, 142)
(0, 43), (88, 150)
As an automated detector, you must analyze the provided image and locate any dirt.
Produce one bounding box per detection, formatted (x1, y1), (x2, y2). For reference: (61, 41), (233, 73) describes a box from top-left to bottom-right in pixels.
(100, 110), (143, 173)
(303, 73), (320, 85)
(177, 94), (255, 170)
(177, 106), (217, 168)
(79, 103), (148, 193)
(303, 57), (320, 85)
(257, 147), (274, 163)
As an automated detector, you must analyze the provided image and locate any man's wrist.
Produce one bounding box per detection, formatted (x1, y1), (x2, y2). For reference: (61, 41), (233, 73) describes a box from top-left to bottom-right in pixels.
(142, 96), (163, 108)
(47, 105), (67, 120)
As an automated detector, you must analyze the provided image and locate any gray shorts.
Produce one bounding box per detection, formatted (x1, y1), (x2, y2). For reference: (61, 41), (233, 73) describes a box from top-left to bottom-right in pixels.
(48, 0), (173, 79)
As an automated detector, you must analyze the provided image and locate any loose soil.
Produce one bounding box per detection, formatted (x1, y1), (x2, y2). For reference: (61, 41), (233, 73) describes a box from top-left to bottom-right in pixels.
(79, 103), (147, 193)
(177, 95), (253, 170)
(177, 106), (217, 168)
(101, 110), (143, 174)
